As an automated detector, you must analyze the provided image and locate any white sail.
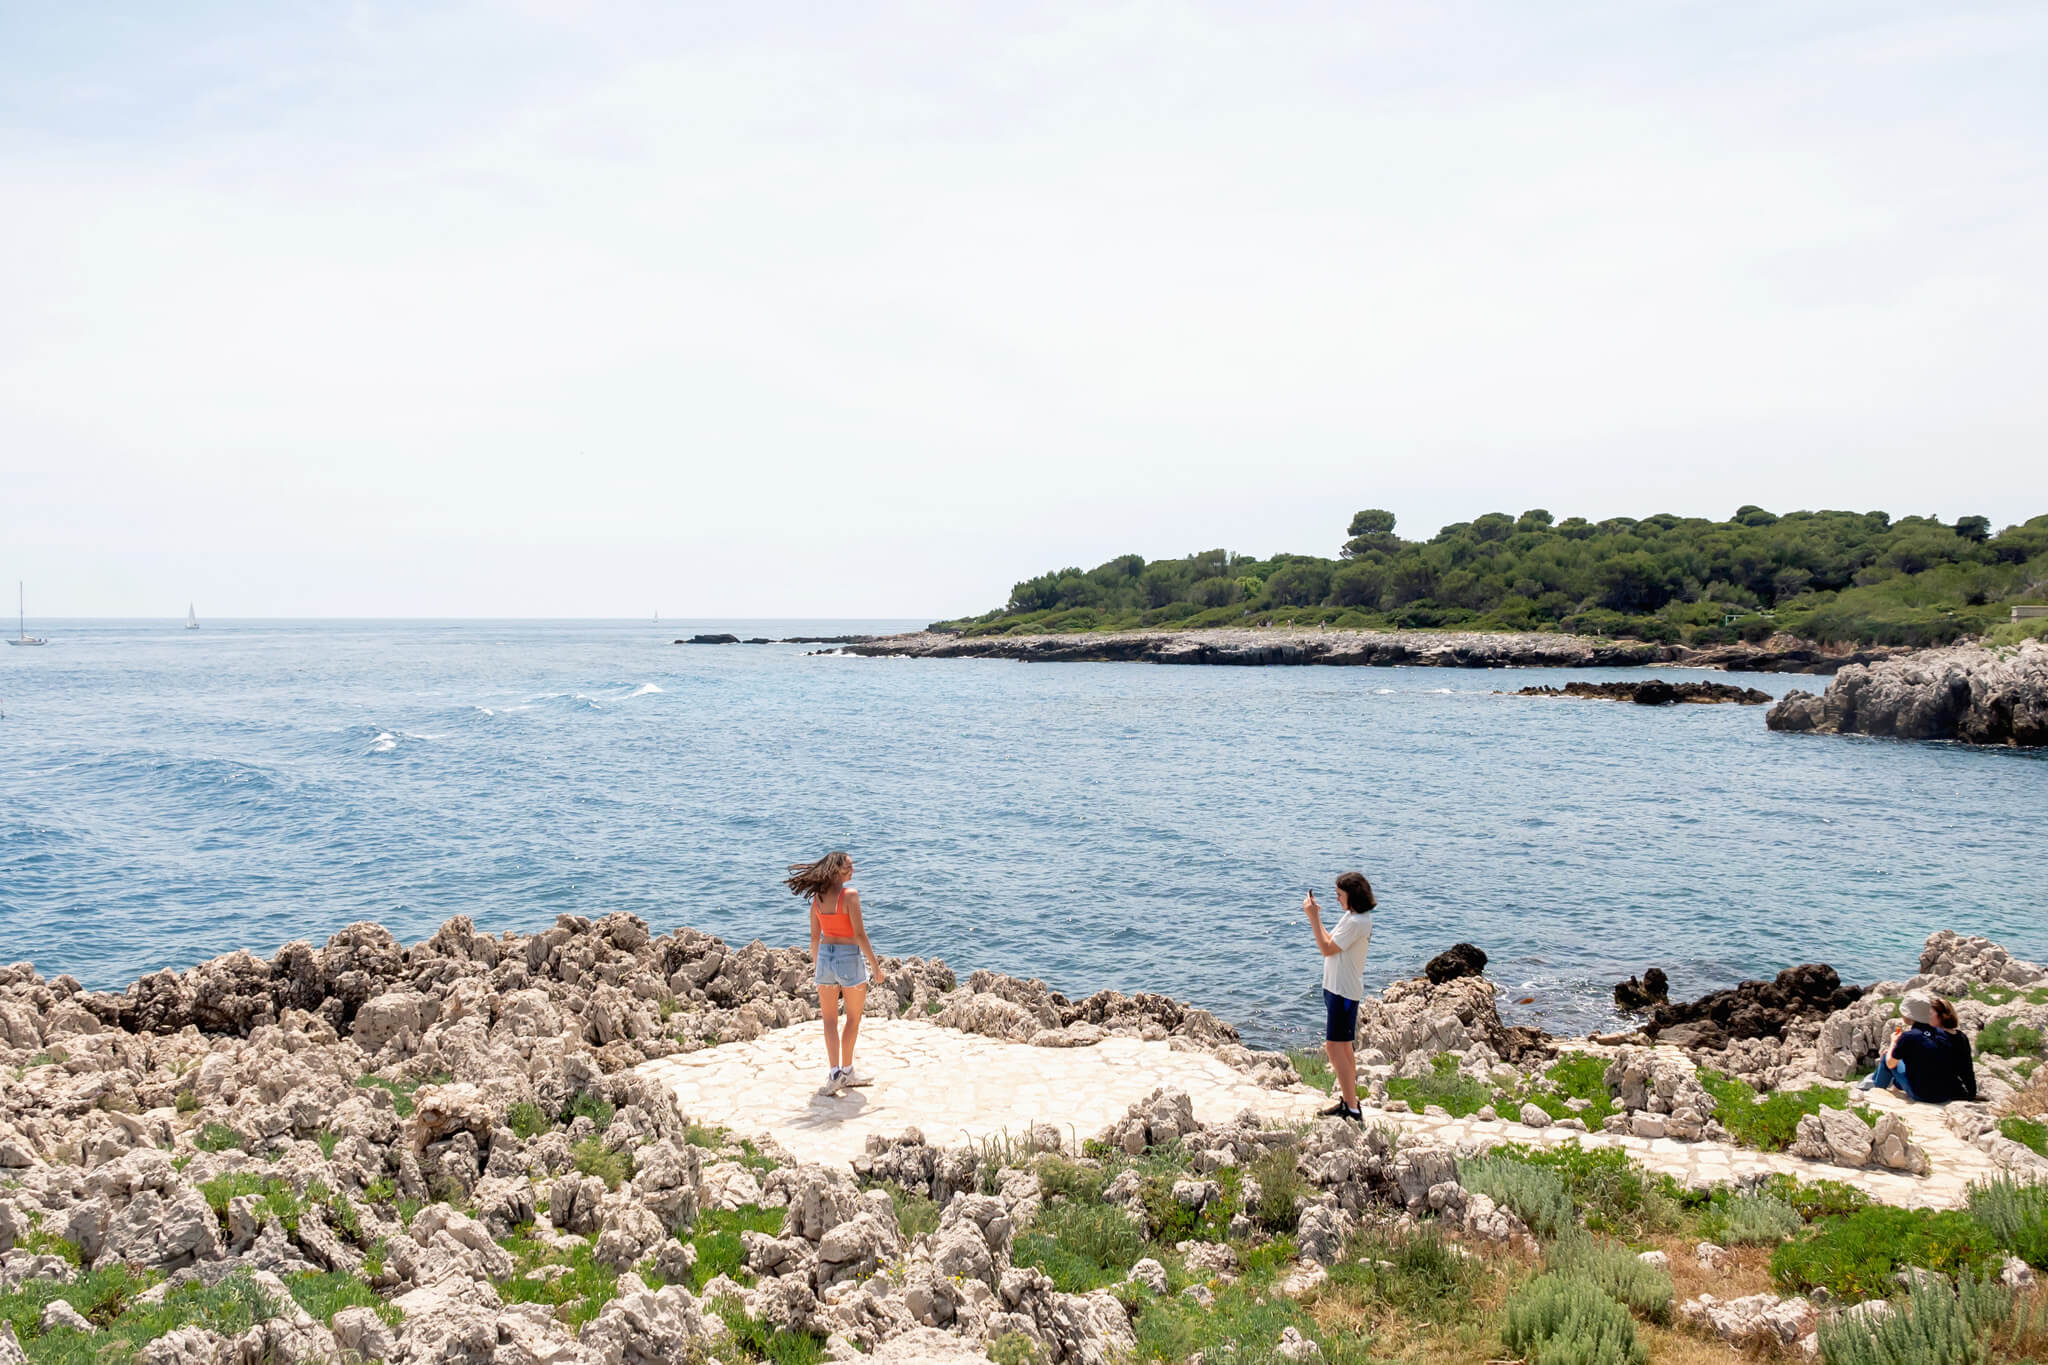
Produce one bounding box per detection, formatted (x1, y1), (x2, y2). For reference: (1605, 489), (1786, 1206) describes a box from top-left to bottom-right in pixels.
(186, 603), (199, 630)
(9, 581), (46, 646)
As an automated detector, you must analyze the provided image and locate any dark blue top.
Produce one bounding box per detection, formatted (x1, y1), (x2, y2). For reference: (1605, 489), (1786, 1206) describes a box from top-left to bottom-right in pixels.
(1892, 1022), (1978, 1103)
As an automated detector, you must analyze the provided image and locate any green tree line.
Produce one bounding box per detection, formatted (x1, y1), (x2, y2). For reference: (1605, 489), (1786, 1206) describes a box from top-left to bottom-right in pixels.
(936, 507), (2048, 647)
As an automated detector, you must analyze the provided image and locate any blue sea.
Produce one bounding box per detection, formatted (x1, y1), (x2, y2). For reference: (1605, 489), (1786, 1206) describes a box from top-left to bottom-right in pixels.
(2, 620), (2042, 1047)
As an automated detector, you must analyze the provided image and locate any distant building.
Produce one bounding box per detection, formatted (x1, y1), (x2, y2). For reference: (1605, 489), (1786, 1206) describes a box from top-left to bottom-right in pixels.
(2015, 605), (2048, 622)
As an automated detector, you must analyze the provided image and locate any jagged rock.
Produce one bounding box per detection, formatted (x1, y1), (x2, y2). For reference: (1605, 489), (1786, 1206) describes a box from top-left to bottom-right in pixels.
(1613, 968), (1670, 1012)
(1274, 1326), (1323, 1362)
(1647, 964), (1862, 1049)
(1788, 1107), (1876, 1168)
(1296, 1203), (1346, 1265)
(1517, 1102), (1551, 1128)
(40, 1300), (94, 1334)
(1423, 944), (1487, 986)
(1868, 1113), (1931, 1175)
(1680, 1292), (1817, 1347)
(1767, 641), (2048, 746)
(139, 1327), (226, 1365)
(865, 1327), (995, 1363)
(330, 1309), (398, 1363)
(577, 1279), (721, 1365)
(1127, 1258), (1168, 1294)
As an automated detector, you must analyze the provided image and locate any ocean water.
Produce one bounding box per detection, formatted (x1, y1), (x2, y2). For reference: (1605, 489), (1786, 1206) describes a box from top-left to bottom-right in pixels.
(1, 619), (2042, 1048)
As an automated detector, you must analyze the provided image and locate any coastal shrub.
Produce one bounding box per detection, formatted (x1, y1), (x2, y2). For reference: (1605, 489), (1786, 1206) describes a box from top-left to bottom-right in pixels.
(1757, 1173), (1870, 1223)
(986, 1333), (1050, 1365)
(1712, 1192), (1806, 1246)
(1815, 1270), (2013, 1365)
(1385, 1053), (1493, 1117)
(883, 1187), (941, 1240)
(1328, 1227), (1478, 1321)
(506, 1101), (554, 1141)
(1, 1268), (279, 1365)
(1032, 1155), (1106, 1204)
(569, 1137), (632, 1191)
(563, 1093), (616, 1131)
(283, 1271), (401, 1327)
(1129, 1280), (1349, 1365)
(1697, 1070), (1871, 1151)
(1458, 1150), (1574, 1240)
(1248, 1147), (1305, 1234)
(1545, 1232), (1673, 1323)
(707, 1296), (827, 1365)
(1966, 1176), (2048, 1266)
(174, 1090), (199, 1114)
(1501, 1272), (1646, 1365)
(685, 1205), (787, 1291)
(1998, 1117), (2048, 1158)
(193, 1122), (245, 1153)
(1978, 1018), (2044, 1059)
(1509, 1143), (1678, 1239)
(1287, 1048), (1334, 1095)
(1013, 1203), (1146, 1293)
(1771, 1205), (2001, 1302)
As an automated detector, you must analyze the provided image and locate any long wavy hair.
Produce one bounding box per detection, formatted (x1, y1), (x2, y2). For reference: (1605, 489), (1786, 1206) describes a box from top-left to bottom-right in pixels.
(785, 850), (852, 902)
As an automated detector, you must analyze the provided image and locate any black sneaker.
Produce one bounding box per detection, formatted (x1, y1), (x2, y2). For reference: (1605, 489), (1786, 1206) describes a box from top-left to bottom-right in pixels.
(1321, 1101), (1363, 1120)
(1341, 1106), (1364, 1122)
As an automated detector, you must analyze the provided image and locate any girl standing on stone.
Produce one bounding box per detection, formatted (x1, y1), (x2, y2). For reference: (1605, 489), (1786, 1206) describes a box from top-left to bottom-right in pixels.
(787, 850), (887, 1097)
(1304, 871), (1375, 1122)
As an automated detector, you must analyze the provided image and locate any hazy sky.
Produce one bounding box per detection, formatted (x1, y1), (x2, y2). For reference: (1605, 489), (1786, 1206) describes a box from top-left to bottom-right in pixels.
(3, 1), (2044, 618)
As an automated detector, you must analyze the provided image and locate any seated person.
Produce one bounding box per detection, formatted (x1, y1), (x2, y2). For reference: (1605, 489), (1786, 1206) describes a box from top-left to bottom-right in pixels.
(1860, 992), (1977, 1103)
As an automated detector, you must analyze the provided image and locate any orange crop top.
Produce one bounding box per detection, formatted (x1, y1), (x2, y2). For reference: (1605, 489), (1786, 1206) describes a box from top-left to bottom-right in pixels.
(816, 887), (855, 938)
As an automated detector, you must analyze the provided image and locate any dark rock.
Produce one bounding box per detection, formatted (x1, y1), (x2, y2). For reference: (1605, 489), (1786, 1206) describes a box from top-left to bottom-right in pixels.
(1510, 681), (1772, 705)
(1499, 1025), (1556, 1064)
(744, 639), (774, 645)
(1646, 963), (1863, 1048)
(1632, 679), (1678, 706)
(1613, 967), (1670, 1012)
(679, 634), (740, 645)
(1424, 944), (1487, 985)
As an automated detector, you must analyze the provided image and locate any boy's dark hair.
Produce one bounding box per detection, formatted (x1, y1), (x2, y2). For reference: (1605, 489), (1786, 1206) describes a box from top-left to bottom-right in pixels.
(1335, 871), (1375, 913)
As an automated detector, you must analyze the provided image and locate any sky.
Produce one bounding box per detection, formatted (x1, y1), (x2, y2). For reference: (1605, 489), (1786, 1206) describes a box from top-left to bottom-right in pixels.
(2, 1), (2044, 619)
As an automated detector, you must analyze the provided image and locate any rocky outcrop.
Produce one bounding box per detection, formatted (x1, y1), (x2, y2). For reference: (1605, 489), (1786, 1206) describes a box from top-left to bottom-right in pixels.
(1647, 963), (1862, 1050)
(1612, 968), (1669, 1013)
(1423, 944), (1487, 986)
(1767, 640), (2048, 745)
(1509, 680), (1772, 704)
(850, 628), (1667, 668)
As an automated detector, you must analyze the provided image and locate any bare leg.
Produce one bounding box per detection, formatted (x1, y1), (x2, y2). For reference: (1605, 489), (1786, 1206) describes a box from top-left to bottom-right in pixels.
(840, 984), (869, 1070)
(818, 986), (842, 1071)
(1325, 1039), (1358, 1110)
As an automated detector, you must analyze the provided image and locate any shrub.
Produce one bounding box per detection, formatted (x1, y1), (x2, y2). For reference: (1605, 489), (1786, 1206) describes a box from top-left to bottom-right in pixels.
(570, 1138), (633, 1191)
(193, 1122), (244, 1153)
(1999, 1118), (2048, 1157)
(1248, 1148), (1305, 1234)
(1772, 1205), (2002, 1302)
(1816, 1270), (2012, 1365)
(1698, 1070), (1872, 1151)
(1032, 1155), (1106, 1204)
(1546, 1232), (1673, 1322)
(987, 1332), (1050, 1365)
(1763, 1174), (1871, 1223)
(1013, 1202), (1147, 1292)
(563, 1093), (616, 1131)
(1458, 1150), (1574, 1239)
(174, 1090), (199, 1114)
(506, 1102), (554, 1141)
(1327, 1227), (1478, 1321)
(1977, 1018), (2044, 1059)
(1511, 1143), (1678, 1239)
(1714, 1192), (1806, 1246)
(1501, 1272), (1646, 1365)
(1966, 1176), (2048, 1267)
(885, 1188), (941, 1240)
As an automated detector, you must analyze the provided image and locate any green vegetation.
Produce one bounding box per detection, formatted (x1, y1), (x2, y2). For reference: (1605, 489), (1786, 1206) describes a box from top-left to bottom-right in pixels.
(1013, 1202), (1148, 1292)
(174, 1090), (199, 1114)
(1979, 1018), (2045, 1059)
(1815, 1270), (2026, 1365)
(1386, 1052), (1618, 1129)
(506, 1101), (554, 1141)
(1287, 1048), (1334, 1094)
(1130, 1276), (1360, 1365)
(1247, 1147), (1306, 1234)
(683, 1205), (789, 1292)
(1969, 985), (2048, 1008)
(1771, 1205), (2002, 1302)
(1458, 1150), (1574, 1239)
(562, 1093), (616, 1131)
(1999, 1117), (2048, 1158)
(283, 1271), (401, 1327)
(1698, 1069), (1873, 1151)
(1501, 1272), (1646, 1365)
(880, 1186), (942, 1240)
(1385, 1053), (1494, 1116)
(354, 1074), (428, 1118)
(1969, 1177), (2048, 1267)
(1507, 1143), (1680, 1240)
(1326, 1227), (1481, 1324)
(1708, 1191), (1806, 1246)
(938, 506), (2048, 648)
(193, 1122), (245, 1153)
(569, 1137), (633, 1190)
(1545, 1232), (1673, 1324)
(708, 1295), (826, 1365)
(0, 1267), (279, 1365)
(1032, 1154), (1107, 1204)
(495, 1235), (622, 1328)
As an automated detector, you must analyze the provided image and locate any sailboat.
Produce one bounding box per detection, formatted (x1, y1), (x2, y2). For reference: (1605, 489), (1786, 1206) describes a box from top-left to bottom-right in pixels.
(8, 583), (46, 647)
(186, 603), (200, 631)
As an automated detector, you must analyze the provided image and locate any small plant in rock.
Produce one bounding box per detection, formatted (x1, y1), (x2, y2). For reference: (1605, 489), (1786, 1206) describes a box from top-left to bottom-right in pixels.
(1772, 1205), (2002, 1302)
(708, 1294), (826, 1365)
(174, 1090), (199, 1114)
(1328, 1227), (1479, 1321)
(1458, 1150), (1574, 1240)
(1966, 1175), (2048, 1267)
(496, 1235), (621, 1328)
(883, 1187), (941, 1240)
(986, 1331), (1050, 1365)
(1545, 1231), (1673, 1323)
(1712, 1191), (1806, 1246)
(193, 1122), (245, 1153)
(1978, 1018), (2045, 1059)
(313, 1130), (340, 1159)
(506, 1102), (555, 1141)
(1032, 1155), (1106, 1204)
(562, 1093), (616, 1131)
(1385, 1053), (1494, 1117)
(1501, 1271), (1646, 1365)
(283, 1271), (402, 1327)
(569, 1137), (632, 1191)
(682, 1206), (789, 1291)
(354, 1074), (421, 1118)
(1248, 1147), (1305, 1234)
(1013, 1202), (1147, 1293)
(1288, 1048), (1335, 1094)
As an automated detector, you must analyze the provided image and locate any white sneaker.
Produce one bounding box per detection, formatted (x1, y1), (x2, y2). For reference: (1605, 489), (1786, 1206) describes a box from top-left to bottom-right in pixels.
(817, 1068), (847, 1096)
(841, 1068), (873, 1088)
(1851, 1079), (1875, 1092)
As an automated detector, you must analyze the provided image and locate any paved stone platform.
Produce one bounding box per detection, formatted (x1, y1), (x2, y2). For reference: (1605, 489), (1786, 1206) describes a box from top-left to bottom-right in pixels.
(636, 1021), (1999, 1208)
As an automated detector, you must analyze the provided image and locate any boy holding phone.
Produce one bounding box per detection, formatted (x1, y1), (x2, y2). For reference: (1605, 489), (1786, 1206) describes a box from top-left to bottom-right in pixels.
(1304, 872), (1376, 1121)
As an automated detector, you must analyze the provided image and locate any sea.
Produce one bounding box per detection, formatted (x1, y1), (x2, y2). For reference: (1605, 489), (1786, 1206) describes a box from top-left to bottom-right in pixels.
(1, 619), (2042, 1048)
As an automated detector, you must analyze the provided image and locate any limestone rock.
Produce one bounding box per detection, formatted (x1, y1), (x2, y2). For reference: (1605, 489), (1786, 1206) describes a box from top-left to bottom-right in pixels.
(1767, 641), (2048, 746)
(1680, 1292), (1817, 1348)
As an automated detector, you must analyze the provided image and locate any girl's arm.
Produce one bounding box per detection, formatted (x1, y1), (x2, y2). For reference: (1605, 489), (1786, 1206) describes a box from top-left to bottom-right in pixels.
(1305, 894), (1341, 957)
(809, 905), (821, 961)
(847, 891), (887, 984)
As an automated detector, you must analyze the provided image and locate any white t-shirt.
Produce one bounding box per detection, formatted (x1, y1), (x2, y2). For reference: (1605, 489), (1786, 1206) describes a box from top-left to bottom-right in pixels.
(1322, 911), (1372, 1000)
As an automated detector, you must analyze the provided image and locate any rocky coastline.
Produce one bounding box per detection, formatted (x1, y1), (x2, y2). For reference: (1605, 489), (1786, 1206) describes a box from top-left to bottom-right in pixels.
(1506, 680), (1773, 705)
(6, 918), (2048, 1365)
(1767, 640), (2048, 746)
(839, 628), (1909, 674)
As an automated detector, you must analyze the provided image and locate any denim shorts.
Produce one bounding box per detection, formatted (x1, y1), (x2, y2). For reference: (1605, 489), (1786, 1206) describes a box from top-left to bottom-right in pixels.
(815, 942), (869, 989)
(1324, 989), (1359, 1044)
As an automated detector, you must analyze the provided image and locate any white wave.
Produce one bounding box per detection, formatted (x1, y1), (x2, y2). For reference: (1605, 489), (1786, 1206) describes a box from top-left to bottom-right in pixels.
(402, 732), (446, 741)
(1427, 687), (1453, 694)
(1374, 688), (1395, 695)
(470, 705), (495, 717)
(368, 731), (397, 754)
(621, 683), (663, 699)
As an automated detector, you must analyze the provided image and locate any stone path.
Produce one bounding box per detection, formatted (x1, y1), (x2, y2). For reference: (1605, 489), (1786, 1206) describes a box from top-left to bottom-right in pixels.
(636, 1022), (2000, 1209)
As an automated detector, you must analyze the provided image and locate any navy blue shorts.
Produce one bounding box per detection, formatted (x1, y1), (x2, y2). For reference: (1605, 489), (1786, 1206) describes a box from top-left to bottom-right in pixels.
(1323, 989), (1359, 1044)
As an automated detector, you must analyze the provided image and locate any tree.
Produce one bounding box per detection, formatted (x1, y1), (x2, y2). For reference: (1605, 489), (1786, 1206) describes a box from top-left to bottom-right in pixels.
(1955, 515), (1992, 543)
(1348, 509), (1396, 537)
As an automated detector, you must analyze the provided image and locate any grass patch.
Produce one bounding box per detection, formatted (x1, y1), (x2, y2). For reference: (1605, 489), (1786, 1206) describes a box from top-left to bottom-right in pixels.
(506, 1102), (554, 1141)
(1508, 1143), (1679, 1240)
(570, 1138), (633, 1191)
(1545, 1231), (1673, 1323)
(1327, 1226), (1482, 1323)
(684, 1205), (788, 1292)
(283, 1271), (401, 1327)
(1970, 984), (2048, 1008)
(313, 1130), (340, 1159)
(1458, 1149), (1574, 1239)
(1033, 1154), (1107, 1204)
(198, 1173), (306, 1232)
(882, 1187), (941, 1240)
(1248, 1147), (1306, 1234)
(495, 1235), (621, 1328)
(1013, 1202), (1147, 1292)
(193, 1122), (244, 1153)
(1129, 1278), (1362, 1365)
(0, 1268), (280, 1365)
(1770, 1204), (2002, 1302)
(708, 1295), (826, 1365)
(2001, 1117), (2048, 1157)
(354, 1075), (422, 1118)
(1288, 1048), (1334, 1094)
(1980, 1018), (2046, 1059)
(562, 1093), (616, 1131)
(1385, 1053), (1494, 1117)
(1696, 1069), (1873, 1151)
(174, 1091), (198, 1115)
